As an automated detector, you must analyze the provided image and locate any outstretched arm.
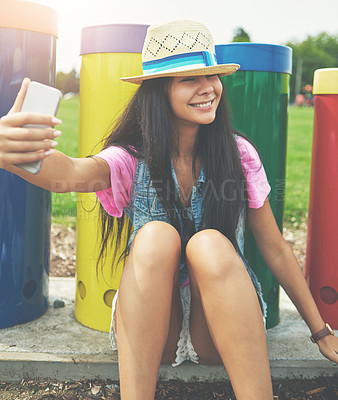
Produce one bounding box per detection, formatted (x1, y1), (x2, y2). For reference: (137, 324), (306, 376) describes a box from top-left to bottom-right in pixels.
(248, 199), (338, 364)
(0, 78), (110, 193)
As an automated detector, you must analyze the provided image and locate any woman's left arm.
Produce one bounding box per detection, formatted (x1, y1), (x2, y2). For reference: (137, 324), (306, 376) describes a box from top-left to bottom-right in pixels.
(248, 199), (338, 363)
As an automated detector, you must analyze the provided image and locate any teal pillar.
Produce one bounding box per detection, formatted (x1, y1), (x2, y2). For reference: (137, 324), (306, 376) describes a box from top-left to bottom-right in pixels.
(217, 43), (292, 328)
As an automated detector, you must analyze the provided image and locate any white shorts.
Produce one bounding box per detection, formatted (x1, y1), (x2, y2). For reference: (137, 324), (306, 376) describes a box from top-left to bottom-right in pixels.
(109, 280), (266, 367)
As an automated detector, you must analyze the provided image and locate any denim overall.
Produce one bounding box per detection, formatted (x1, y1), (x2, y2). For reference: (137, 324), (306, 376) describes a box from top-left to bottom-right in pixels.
(123, 157), (267, 319)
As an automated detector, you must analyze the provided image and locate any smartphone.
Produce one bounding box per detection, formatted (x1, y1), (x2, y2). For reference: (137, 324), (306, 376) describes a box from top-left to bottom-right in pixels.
(15, 81), (62, 174)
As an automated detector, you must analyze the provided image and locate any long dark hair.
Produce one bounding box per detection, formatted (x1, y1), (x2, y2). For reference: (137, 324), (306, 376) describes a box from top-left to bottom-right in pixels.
(97, 77), (249, 274)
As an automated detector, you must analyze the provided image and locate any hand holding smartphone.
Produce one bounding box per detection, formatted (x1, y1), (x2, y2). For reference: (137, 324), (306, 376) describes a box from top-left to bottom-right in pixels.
(15, 81), (62, 174)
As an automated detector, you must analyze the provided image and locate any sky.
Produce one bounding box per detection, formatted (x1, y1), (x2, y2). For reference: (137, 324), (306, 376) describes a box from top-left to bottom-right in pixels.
(28, 0), (338, 73)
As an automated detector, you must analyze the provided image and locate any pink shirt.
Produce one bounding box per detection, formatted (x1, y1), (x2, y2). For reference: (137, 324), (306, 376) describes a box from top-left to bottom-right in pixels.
(95, 136), (271, 217)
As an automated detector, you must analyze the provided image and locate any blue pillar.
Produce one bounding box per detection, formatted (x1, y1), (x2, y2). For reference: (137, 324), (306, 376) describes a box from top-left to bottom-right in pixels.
(0, 1), (58, 328)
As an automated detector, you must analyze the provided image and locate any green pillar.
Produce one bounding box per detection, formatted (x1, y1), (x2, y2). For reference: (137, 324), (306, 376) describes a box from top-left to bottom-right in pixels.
(216, 43), (292, 328)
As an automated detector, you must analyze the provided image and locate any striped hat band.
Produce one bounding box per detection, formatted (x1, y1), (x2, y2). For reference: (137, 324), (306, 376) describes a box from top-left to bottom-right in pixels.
(121, 20), (240, 84)
(142, 51), (217, 75)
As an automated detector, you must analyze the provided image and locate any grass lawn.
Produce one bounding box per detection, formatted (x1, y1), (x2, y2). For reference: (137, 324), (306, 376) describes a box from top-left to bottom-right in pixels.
(52, 96), (79, 227)
(284, 106), (314, 225)
(53, 96), (315, 227)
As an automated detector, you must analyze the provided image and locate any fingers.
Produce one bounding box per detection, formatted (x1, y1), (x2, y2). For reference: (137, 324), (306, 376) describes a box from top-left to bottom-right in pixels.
(1, 111), (62, 128)
(0, 126), (60, 155)
(320, 347), (338, 364)
(4, 127), (61, 141)
(0, 102), (63, 169)
(318, 336), (338, 364)
(3, 149), (54, 167)
(0, 117), (62, 170)
(8, 78), (31, 114)
(2, 137), (58, 153)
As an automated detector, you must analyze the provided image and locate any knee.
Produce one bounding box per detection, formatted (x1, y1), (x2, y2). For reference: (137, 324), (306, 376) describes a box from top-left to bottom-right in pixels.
(186, 229), (235, 256)
(186, 229), (242, 280)
(133, 221), (181, 267)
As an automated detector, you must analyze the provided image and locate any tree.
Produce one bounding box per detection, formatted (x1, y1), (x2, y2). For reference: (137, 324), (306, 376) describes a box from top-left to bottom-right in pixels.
(286, 33), (338, 102)
(232, 27), (251, 42)
(56, 69), (80, 95)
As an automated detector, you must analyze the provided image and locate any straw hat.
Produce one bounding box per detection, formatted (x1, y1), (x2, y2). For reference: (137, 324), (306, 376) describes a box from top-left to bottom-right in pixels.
(121, 20), (240, 84)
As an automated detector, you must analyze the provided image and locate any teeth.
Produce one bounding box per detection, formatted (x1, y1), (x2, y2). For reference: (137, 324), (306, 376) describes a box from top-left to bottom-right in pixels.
(192, 100), (212, 108)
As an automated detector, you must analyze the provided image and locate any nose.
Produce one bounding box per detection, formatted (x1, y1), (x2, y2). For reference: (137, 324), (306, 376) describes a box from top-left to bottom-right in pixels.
(196, 76), (214, 95)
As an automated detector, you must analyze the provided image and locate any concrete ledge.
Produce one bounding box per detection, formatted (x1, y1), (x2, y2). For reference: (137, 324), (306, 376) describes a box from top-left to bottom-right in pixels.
(0, 353), (337, 383)
(0, 352), (118, 382)
(0, 277), (337, 382)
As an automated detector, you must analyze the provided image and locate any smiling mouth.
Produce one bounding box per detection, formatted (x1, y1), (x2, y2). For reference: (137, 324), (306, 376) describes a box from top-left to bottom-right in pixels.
(190, 99), (214, 108)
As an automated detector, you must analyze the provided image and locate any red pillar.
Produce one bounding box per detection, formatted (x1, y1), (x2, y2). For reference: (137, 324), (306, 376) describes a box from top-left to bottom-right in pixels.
(305, 68), (338, 328)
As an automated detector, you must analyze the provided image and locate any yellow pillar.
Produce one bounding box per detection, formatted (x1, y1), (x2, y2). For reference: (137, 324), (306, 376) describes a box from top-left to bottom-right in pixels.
(75, 24), (148, 331)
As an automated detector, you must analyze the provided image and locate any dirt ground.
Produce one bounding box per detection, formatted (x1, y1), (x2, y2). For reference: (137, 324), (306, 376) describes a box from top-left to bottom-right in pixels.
(0, 377), (338, 399)
(1, 221), (337, 399)
(48, 221), (308, 278)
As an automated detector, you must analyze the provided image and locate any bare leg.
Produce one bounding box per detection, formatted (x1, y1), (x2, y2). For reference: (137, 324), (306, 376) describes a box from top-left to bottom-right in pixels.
(115, 221), (182, 400)
(186, 229), (273, 400)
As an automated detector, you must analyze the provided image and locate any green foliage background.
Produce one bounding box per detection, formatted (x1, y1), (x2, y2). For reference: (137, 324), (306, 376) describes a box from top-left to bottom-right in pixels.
(286, 33), (338, 101)
(231, 27), (338, 103)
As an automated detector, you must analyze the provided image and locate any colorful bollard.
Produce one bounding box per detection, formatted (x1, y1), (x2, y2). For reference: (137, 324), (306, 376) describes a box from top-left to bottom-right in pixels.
(0, 1), (58, 328)
(75, 24), (148, 331)
(305, 68), (338, 329)
(216, 43), (292, 328)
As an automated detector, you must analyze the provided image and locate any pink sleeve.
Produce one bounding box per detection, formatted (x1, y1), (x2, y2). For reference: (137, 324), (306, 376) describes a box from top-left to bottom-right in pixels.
(94, 146), (137, 217)
(236, 136), (271, 208)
